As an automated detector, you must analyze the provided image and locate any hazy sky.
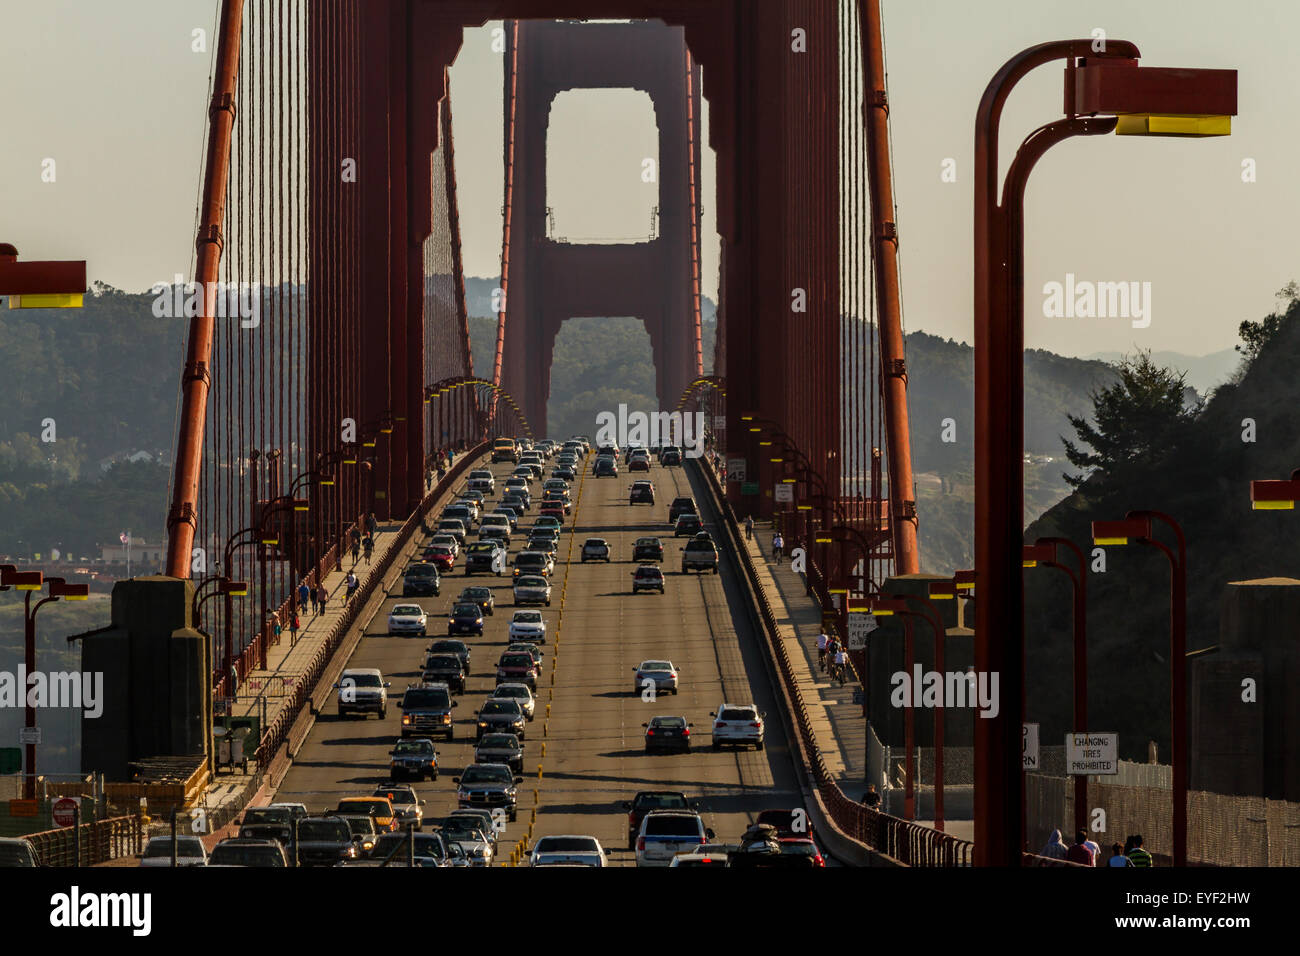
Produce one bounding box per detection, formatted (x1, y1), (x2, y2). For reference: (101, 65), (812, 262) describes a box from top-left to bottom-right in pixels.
(0, 0), (1292, 358)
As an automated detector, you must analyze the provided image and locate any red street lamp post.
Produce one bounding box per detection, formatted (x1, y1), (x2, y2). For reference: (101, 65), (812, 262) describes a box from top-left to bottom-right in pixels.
(1022, 538), (1088, 835)
(974, 41), (1236, 865)
(1092, 511), (1187, 866)
(1, 567), (89, 798)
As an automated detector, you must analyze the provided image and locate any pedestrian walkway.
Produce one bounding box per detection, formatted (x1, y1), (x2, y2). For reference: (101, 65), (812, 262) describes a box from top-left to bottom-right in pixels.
(739, 519), (869, 800)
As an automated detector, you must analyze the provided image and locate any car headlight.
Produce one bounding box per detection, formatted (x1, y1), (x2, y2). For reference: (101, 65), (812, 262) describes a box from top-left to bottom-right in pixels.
(478, 721), (487, 727)
(443, 714), (452, 723)
(402, 716), (411, 724)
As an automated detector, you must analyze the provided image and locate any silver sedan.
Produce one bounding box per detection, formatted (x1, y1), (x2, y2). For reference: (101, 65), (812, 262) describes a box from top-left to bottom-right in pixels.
(632, 660), (679, 695)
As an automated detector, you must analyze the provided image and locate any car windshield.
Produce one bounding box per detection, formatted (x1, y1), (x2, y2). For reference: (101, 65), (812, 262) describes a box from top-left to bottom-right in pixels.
(635, 793), (688, 811)
(406, 564), (437, 577)
(480, 700), (520, 716)
(513, 612), (542, 623)
(345, 673), (382, 688)
(403, 688), (450, 708)
(468, 543), (498, 554)
(501, 654), (532, 667)
(431, 641), (464, 653)
(480, 734), (519, 749)
(652, 717), (687, 728)
(372, 834), (444, 859)
(143, 838), (203, 858)
(391, 605), (423, 616)
(719, 708), (755, 721)
(342, 817), (374, 836)
(423, 656), (458, 671)
(429, 536), (455, 547)
(429, 542), (455, 552)
(780, 841), (818, 856)
(493, 686), (528, 699)
(644, 815), (702, 836)
(636, 568), (661, 578)
(584, 539), (606, 547)
(210, 844), (285, 866)
(452, 604), (480, 617)
(338, 800), (390, 816)
(374, 788), (416, 804)
(536, 837), (599, 853)
(243, 807), (292, 824)
(640, 662), (672, 671)
(516, 553), (545, 566)
(298, 821), (351, 842)
(393, 738), (434, 754)
(636, 538), (660, 546)
(460, 766), (513, 785)
(462, 588), (490, 599)
(516, 576), (546, 587)
(441, 821), (487, 840)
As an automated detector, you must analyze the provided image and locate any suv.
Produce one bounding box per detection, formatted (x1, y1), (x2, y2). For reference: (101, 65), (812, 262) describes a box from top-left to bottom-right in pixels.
(623, 792), (699, 849)
(711, 703), (765, 751)
(668, 496), (697, 524)
(442, 504), (476, 530)
(496, 651), (539, 690)
(294, 817), (360, 867)
(513, 550), (554, 578)
(467, 469), (496, 493)
(335, 668), (390, 719)
(476, 698), (526, 740)
(454, 763), (525, 822)
(389, 738), (439, 780)
(631, 564), (665, 594)
(399, 683), (457, 737)
(681, 533), (720, 574)
(629, 480), (655, 505)
(635, 811), (714, 868)
(594, 457), (618, 477)
(477, 514), (512, 542)
(474, 732), (524, 774)
(464, 540), (506, 576)
(209, 839), (288, 867)
(580, 538), (610, 563)
(402, 563), (441, 597)
(492, 438), (519, 464)
(661, 446), (683, 466)
(673, 513), (704, 537)
(632, 537), (664, 562)
(422, 654), (466, 693)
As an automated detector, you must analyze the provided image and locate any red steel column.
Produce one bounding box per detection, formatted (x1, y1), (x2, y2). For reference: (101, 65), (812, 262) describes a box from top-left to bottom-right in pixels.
(166, 0), (245, 578)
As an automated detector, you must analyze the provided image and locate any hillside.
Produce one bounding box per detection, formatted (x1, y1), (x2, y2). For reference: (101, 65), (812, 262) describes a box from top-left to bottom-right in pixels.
(1022, 291), (1300, 762)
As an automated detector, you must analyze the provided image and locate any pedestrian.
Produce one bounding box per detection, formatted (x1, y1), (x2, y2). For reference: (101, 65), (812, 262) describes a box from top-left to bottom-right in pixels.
(350, 527), (361, 566)
(345, 571), (359, 604)
(309, 584), (319, 616)
(772, 531), (785, 565)
(289, 612), (300, 646)
(298, 580), (310, 612)
(448, 449), (455, 468)
(1106, 842), (1132, 867)
(317, 584), (328, 617)
(744, 515), (754, 540)
(863, 784), (881, 809)
(363, 534), (374, 565)
(367, 512), (378, 536)
(1126, 834), (1153, 867)
(1039, 829), (1069, 860)
(271, 612), (282, 645)
(1083, 835), (1102, 865)
(1066, 829), (1095, 866)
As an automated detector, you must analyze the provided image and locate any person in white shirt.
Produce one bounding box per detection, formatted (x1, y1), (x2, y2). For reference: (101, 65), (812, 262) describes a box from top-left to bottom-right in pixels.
(816, 632), (830, 671)
(772, 533), (784, 564)
(832, 647), (849, 684)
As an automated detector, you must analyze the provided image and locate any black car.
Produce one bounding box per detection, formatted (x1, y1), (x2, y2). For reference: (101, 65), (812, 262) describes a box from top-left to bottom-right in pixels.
(399, 684), (457, 738)
(294, 817), (359, 867)
(632, 537), (664, 562)
(388, 737), (439, 780)
(629, 480), (655, 505)
(369, 831), (451, 867)
(237, 822), (293, 848)
(594, 457), (618, 477)
(643, 716), (693, 753)
(428, 639), (470, 672)
(668, 496), (697, 524)
(448, 602), (485, 636)
(458, 586), (496, 616)
(209, 838), (288, 867)
(623, 791), (698, 849)
(464, 541), (505, 576)
(402, 563), (441, 597)
(421, 654), (466, 694)
(673, 513), (704, 537)
(475, 699), (526, 740)
(552, 466), (576, 481)
(661, 447), (683, 466)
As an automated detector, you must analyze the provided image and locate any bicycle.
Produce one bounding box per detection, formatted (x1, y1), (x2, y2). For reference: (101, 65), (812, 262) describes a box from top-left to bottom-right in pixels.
(833, 661), (849, 687)
(817, 647), (827, 672)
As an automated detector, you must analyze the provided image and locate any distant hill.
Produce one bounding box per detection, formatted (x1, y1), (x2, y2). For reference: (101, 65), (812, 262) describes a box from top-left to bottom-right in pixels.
(1085, 347), (1240, 396)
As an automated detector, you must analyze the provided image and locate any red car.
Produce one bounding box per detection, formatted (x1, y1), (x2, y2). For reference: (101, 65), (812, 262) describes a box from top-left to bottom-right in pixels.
(425, 545), (456, 573)
(628, 456), (650, 472)
(538, 501), (566, 523)
(778, 837), (825, 867)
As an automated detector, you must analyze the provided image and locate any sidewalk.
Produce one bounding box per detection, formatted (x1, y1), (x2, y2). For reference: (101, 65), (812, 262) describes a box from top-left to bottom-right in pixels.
(739, 520), (869, 801)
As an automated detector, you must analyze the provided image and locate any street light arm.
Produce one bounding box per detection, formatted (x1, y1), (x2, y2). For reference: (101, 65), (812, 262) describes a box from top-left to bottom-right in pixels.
(1128, 509), (1186, 570)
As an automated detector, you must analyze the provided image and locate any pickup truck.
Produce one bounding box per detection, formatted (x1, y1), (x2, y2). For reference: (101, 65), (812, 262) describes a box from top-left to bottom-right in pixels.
(681, 533), (720, 574)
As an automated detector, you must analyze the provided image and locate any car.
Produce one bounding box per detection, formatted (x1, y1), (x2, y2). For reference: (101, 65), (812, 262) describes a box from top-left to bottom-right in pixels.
(435, 518), (468, 544)
(778, 837), (826, 867)
(454, 763), (525, 822)
(374, 784), (425, 830)
(402, 563), (441, 597)
(507, 642), (544, 669)
(598, 444), (619, 460)
(711, 703), (765, 750)
(635, 811), (714, 867)
(464, 540), (506, 576)
(478, 514), (512, 542)
(457, 585), (496, 616)
(594, 457), (618, 477)
(427, 639), (470, 672)
(668, 496), (697, 524)
(426, 533), (460, 557)
(209, 838), (289, 867)
(492, 505), (520, 530)
(334, 667), (390, 719)
(507, 609), (547, 643)
(539, 501), (566, 522)
(511, 466), (536, 484)
(0, 838), (39, 867)
(425, 543), (458, 571)
(513, 574), (552, 607)
(643, 715), (693, 753)
(661, 446), (683, 466)
(519, 461), (544, 480)
(526, 535), (558, 561)
(456, 493), (485, 518)
(669, 849), (730, 867)
(681, 533), (720, 574)
(543, 477), (570, 496)
(633, 660), (679, 695)
(338, 815), (378, 856)
(629, 480), (655, 504)
(447, 602), (485, 636)
(504, 477), (531, 498)
(529, 835), (608, 867)
(533, 515), (562, 533)
(387, 603), (428, 636)
(474, 732), (524, 774)
(443, 504), (476, 529)
(400, 684), (458, 741)
(240, 806), (294, 826)
(467, 469), (496, 492)
(632, 537), (664, 562)
(475, 698), (526, 740)
(501, 492), (529, 514)
(436, 818), (495, 867)
(446, 808), (503, 850)
(267, 802), (309, 821)
(421, 654), (466, 694)
(368, 831), (454, 867)
(496, 651), (539, 690)
(673, 513), (704, 537)
(756, 808), (816, 840)
(541, 490), (571, 514)
(552, 466), (576, 481)
(628, 455), (650, 472)
(389, 737), (439, 780)
(581, 538), (610, 562)
(492, 438), (519, 464)
(294, 817), (361, 866)
(513, 550), (554, 578)
(490, 682), (536, 721)
(631, 564), (665, 594)
(238, 821), (293, 847)
(139, 835), (208, 867)
(335, 796), (398, 833)
(623, 791), (698, 849)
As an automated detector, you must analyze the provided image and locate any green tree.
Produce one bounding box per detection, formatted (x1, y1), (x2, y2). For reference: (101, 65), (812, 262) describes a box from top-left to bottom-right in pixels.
(1236, 281), (1299, 361)
(1060, 350), (1196, 490)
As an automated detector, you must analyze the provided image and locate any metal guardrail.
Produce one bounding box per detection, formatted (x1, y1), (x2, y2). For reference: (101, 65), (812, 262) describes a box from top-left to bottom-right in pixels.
(26, 814), (144, 867)
(694, 456), (974, 866)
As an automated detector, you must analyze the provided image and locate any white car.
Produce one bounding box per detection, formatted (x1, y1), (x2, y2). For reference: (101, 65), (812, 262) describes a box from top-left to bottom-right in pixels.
(427, 534), (460, 557)
(633, 660), (679, 695)
(387, 603), (428, 637)
(710, 703), (765, 751)
(490, 682), (536, 721)
(140, 835), (208, 867)
(513, 575), (552, 607)
(467, 469), (495, 493)
(507, 610), (547, 644)
(529, 835), (607, 867)
(635, 811), (713, 868)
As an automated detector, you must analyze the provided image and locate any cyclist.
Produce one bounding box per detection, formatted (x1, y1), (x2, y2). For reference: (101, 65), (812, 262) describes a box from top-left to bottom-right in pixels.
(833, 646), (849, 686)
(344, 571), (359, 604)
(816, 631), (830, 671)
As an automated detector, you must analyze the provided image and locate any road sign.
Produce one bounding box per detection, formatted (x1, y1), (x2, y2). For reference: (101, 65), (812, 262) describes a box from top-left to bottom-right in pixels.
(773, 484), (793, 503)
(1065, 732), (1119, 775)
(52, 797), (78, 828)
(19, 727), (40, 745)
(1023, 722), (1040, 770)
(846, 611), (877, 650)
(741, 482), (759, 495)
(713, 415), (726, 429)
(727, 458), (746, 481)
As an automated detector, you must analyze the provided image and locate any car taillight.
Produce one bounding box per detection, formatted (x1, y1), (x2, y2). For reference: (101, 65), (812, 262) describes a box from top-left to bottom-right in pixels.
(636, 836), (645, 852)
(698, 836), (707, 845)
(646, 729), (654, 735)
(715, 722), (726, 728)
(750, 722), (761, 728)
(682, 728), (690, 736)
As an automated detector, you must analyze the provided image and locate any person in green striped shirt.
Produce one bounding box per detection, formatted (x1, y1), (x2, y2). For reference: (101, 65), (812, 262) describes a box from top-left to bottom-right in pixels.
(1126, 834), (1153, 867)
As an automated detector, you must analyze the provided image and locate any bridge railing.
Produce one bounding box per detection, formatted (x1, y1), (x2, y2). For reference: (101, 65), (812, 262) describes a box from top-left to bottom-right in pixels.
(251, 440), (491, 768)
(696, 454), (974, 866)
(25, 814), (144, 867)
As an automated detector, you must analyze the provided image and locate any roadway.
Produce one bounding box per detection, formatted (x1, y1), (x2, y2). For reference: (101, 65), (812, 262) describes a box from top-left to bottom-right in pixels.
(271, 447), (806, 864)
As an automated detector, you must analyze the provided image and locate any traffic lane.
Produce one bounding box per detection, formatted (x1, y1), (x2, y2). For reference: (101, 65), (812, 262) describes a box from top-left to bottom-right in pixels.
(531, 457), (804, 864)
